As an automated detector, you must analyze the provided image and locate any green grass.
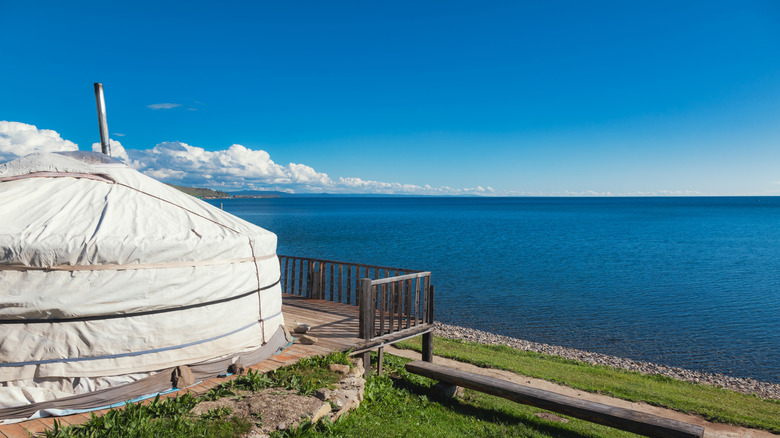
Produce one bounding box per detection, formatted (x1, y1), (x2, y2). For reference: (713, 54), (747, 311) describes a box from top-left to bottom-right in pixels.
(44, 351), (352, 438)
(273, 354), (643, 438)
(43, 344), (780, 438)
(45, 394), (252, 438)
(394, 335), (780, 432)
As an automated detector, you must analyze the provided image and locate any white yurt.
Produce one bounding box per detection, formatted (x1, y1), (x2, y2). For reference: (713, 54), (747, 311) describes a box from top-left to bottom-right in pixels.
(0, 151), (289, 421)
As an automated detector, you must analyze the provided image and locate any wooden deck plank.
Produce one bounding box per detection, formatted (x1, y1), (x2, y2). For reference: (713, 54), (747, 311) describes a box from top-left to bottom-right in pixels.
(0, 424), (30, 438)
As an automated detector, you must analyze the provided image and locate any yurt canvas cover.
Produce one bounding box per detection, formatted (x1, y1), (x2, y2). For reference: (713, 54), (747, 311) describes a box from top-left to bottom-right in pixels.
(0, 152), (288, 420)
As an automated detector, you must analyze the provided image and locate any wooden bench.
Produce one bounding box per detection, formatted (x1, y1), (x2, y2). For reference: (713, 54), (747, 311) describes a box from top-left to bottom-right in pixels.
(405, 360), (704, 438)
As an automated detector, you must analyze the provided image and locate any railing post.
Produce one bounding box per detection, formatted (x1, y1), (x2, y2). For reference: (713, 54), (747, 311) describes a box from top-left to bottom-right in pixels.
(359, 279), (373, 340)
(313, 264), (322, 299)
(359, 278), (374, 377)
(306, 261), (316, 298)
(422, 284), (434, 362)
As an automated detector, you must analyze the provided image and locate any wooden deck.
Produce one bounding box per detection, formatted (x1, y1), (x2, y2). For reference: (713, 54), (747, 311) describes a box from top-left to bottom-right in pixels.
(0, 294), (432, 437)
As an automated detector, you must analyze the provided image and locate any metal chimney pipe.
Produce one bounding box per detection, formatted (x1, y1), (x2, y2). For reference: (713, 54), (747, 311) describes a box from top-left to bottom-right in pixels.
(93, 83), (111, 156)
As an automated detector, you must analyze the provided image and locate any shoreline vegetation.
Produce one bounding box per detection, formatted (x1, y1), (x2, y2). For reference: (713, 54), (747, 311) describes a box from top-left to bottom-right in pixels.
(429, 322), (780, 400)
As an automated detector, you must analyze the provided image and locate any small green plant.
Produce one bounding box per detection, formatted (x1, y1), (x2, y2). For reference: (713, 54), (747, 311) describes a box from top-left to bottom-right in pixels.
(44, 393), (251, 438)
(199, 407), (232, 421)
(233, 369), (274, 391)
(200, 386), (236, 401)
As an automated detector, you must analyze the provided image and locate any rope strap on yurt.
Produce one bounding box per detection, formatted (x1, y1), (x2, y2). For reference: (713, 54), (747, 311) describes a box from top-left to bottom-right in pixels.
(0, 254), (277, 272)
(0, 312), (282, 368)
(246, 238), (265, 344)
(0, 279), (280, 324)
(0, 171), (116, 184)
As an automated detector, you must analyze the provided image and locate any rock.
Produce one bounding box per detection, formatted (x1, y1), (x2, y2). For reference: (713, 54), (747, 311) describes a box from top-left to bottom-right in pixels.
(228, 360), (245, 375)
(429, 382), (461, 400)
(277, 422), (286, 430)
(535, 412), (569, 423)
(331, 399), (354, 421)
(329, 364), (350, 374)
(314, 388), (332, 401)
(311, 402), (332, 423)
(171, 365), (194, 388)
(341, 389), (358, 401)
(294, 323), (310, 334)
(299, 335), (318, 345)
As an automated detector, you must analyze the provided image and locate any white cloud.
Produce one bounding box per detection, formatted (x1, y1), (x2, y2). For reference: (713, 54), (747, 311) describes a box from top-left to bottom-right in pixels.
(147, 103), (182, 110)
(0, 121), (78, 162)
(124, 141), (338, 190)
(1, 120), (495, 195)
(91, 139), (131, 163)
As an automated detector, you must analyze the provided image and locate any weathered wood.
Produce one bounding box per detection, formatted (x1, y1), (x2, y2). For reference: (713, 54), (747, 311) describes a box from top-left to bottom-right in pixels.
(404, 361), (704, 438)
(278, 255), (423, 275)
(359, 279), (373, 340)
(362, 350), (371, 379)
(372, 271), (432, 285)
(404, 279), (411, 329)
(289, 258), (297, 295)
(422, 276), (430, 323)
(349, 324), (434, 354)
(338, 264), (343, 304)
(283, 257), (289, 293)
(281, 256), (433, 361)
(355, 266), (361, 306)
(346, 265), (352, 305)
(389, 282), (396, 333)
(298, 259), (304, 295)
(319, 262), (325, 300)
(413, 276), (420, 327)
(377, 346), (384, 376)
(422, 331), (434, 362)
(428, 285), (435, 324)
(379, 283), (386, 337)
(329, 263), (335, 301)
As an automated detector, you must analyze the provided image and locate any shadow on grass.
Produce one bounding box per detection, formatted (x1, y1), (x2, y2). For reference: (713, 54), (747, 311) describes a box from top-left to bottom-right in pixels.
(390, 374), (625, 438)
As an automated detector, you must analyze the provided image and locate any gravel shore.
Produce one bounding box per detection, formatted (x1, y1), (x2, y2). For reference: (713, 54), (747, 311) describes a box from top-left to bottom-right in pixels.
(433, 322), (780, 400)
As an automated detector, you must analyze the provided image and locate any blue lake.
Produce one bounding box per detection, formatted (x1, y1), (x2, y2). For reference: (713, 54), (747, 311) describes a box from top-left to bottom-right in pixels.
(208, 196), (780, 383)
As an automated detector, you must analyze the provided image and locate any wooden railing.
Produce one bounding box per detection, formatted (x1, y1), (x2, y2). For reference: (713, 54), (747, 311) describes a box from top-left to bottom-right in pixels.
(278, 255), (434, 363)
(278, 255), (421, 305)
(358, 272), (433, 340)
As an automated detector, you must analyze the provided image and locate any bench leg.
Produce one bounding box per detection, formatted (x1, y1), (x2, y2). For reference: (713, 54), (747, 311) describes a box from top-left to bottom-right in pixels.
(422, 332), (433, 362)
(377, 347), (384, 375)
(362, 350), (371, 378)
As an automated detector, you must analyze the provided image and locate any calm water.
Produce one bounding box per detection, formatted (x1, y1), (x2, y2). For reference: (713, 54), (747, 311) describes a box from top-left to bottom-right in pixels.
(208, 197), (780, 383)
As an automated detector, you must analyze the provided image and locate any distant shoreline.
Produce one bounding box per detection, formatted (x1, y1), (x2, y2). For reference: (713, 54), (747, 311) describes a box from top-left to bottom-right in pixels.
(433, 321), (780, 400)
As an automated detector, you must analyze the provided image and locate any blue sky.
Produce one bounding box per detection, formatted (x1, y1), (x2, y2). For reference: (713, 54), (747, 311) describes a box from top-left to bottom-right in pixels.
(1, 1), (779, 195)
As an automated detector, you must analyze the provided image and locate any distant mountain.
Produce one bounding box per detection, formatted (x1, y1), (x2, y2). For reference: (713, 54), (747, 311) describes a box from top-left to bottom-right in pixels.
(228, 190), (431, 198)
(229, 190), (288, 198)
(168, 184), (231, 199)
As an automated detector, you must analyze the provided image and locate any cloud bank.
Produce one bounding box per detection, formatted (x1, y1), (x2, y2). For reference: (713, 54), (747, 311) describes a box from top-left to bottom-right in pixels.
(2, 121), (491, 195)
(0, 121), (78, 162)
(147, 103), (182, 110)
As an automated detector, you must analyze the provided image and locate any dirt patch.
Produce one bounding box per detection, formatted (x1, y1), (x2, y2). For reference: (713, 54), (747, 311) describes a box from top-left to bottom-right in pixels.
(191, 359), (366, 437)
(193, 388), (326, 436)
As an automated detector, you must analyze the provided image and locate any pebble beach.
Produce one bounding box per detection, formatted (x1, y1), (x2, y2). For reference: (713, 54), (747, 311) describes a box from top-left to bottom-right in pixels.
(433, 322), (780, 401)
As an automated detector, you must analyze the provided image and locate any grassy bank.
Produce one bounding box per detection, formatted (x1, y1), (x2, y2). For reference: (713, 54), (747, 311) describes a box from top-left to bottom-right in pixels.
(44, 340), (780, 437)
(283, 353), (643, 438)
(394, 335), (780, 432)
